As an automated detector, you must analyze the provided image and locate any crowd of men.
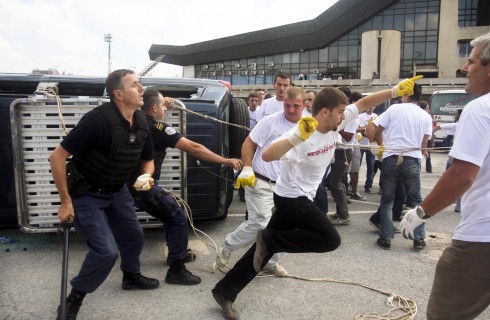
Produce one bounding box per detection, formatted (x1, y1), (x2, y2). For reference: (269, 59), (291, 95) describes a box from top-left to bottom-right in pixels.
(51, 31), (490, 320)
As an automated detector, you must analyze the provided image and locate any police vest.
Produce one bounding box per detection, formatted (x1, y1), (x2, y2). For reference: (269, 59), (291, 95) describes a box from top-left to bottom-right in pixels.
(74, 103), (149, 191)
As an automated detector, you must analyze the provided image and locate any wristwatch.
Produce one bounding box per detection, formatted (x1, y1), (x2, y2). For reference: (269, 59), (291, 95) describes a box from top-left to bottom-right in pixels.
(416, 206), (429, 220)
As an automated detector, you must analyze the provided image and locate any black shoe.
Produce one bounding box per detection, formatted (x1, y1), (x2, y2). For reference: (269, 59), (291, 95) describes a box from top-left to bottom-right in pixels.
(122, 272), (159, 290)
(165, 263), (201, 285)
(166, 249), (197, 266)
(369, 219), (381, 231)
(56, 289), (85, 320)
(376, 238), (391, 250)
(212, 290), (240, 320)
(239, 195), (245, 202)
(414, 239), (426, 250)
(364, 188), (375, 194)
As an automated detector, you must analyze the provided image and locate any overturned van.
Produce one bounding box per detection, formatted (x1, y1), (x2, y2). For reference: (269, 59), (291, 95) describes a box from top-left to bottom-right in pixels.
(0, 73), (249, 232)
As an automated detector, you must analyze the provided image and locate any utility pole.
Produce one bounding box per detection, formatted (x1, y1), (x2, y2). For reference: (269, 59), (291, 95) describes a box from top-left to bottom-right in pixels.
(104, 34), (113, 75)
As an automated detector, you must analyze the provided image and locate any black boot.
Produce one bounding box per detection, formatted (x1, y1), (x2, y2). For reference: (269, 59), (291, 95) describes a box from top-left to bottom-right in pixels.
(122, 272), (160, 290)
(165, 261), (201, 285)
(166, 248), (196, 266)
(56, 288), (85, 320)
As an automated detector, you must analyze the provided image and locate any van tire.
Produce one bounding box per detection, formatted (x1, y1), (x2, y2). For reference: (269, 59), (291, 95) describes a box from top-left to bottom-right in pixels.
(229, 97), (250, 159)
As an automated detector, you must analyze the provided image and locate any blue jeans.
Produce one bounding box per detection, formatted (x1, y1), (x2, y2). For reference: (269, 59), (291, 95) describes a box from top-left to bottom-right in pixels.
(379, 156), (425, 240)
(360, 149), (375, 191)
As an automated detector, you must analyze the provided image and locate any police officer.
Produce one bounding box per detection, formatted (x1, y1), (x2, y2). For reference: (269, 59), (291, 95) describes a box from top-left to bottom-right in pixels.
(50, 69), (159, 320)
(131, 89), (242, 285)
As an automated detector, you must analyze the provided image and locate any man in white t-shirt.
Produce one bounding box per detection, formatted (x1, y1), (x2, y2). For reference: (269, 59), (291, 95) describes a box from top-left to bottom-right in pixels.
(255, 72), (291, 122)
(370, 83), (432, 250)
(400, 32), (490, 320)
(213, 87), (305, 278)
(211, 77), (421, 320)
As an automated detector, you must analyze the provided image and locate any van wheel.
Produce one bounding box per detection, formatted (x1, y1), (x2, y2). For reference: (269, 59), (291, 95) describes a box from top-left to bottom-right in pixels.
(229, 97), (250, 159)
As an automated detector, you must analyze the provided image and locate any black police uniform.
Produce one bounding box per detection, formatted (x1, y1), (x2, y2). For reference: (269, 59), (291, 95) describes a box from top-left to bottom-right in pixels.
(61, 101), (153, 293)
(129, 116), (191, 264)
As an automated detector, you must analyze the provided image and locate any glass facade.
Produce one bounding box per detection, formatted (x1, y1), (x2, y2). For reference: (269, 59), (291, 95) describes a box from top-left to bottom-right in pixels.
(458, 0), (490, 27)
(194, 0), (440, 84)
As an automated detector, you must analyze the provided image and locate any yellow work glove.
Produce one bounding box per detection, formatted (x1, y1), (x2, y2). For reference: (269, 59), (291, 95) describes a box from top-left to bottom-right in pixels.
(357, 132), (363, 142)
(133, 173), (153, 191)
(235, 166), (256, 188)
(367, 116), (377, 123)
(288, 116), (319, 146)
(391, 75), (423, 98)
(370, 142), (384, 159)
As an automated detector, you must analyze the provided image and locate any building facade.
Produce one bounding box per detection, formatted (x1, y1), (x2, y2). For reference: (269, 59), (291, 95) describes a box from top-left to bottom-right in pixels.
(149, 0), (489, 85)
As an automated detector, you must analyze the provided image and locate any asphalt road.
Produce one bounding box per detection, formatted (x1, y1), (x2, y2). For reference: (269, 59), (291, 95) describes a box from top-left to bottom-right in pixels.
(1, 152), (489, 320)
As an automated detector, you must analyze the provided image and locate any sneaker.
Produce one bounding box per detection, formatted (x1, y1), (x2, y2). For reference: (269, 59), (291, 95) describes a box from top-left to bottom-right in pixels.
(364, 188), (375, 194)
(166, 249), (196, 266)
(253, 229), (270, 273)
(369, 219), (380, 231)
(376, 237), (391, 250)
(331, 218), (351, 226)
(165, 263), (201, 285)
(122, 272), (160, 290)
(212, 290), (240, 320)
(215, 246), (231, 268)
(260, 264), (288, 277)
(350, 192), (367, 201)
(414, 239), (426, 250)
(56, 290), (85, 320)
(454, 206), (461, 213)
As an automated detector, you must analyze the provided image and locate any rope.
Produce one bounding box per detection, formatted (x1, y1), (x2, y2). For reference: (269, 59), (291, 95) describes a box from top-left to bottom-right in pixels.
(35, 87), (69, 134)
(170, 100), (251, 131)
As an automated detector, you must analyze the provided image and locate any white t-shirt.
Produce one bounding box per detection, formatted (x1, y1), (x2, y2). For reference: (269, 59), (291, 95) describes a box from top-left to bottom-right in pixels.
(358, 112), (378, 146)
(249, 111), (297, 181)
(249, 107), (259, 129)
(274, 104), (358, 200)
(374, 103), (432, 159)
(449, 93), (490, 242)
(255, 97), (283, 122)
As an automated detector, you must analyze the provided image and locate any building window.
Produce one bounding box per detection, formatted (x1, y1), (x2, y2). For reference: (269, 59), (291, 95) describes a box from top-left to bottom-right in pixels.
(458, 40), (472, 57)
(459, 0), (490, 27)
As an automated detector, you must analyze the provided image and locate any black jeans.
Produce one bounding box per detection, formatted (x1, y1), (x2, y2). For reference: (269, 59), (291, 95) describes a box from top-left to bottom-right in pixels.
(213, 193), (341, 302)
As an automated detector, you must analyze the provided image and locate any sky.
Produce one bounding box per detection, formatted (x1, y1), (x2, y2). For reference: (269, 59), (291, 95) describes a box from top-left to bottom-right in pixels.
(0, 0), (339, 77)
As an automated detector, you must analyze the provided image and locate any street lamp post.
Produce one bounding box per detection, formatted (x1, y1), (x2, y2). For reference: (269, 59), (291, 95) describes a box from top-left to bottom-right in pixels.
(104, 34), (112, 75)
(377, 30), (382, 79)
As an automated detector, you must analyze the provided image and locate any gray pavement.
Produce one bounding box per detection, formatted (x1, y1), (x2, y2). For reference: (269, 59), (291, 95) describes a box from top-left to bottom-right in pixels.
(1, 152), (489, 320)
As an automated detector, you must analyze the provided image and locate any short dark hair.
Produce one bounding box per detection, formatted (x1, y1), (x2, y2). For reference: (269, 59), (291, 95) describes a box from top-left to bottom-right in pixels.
(142, 89), (161, 113)
(408, 83), (422, 101)
(337, 86), (352, 99)
(274, 72), (292, 84)
(248, 92), (258, 99)
(106, 69), (135, 100)
(418, 100), (428, 110)
(312, 87), (349, 116)
(350, 91), (363, 103)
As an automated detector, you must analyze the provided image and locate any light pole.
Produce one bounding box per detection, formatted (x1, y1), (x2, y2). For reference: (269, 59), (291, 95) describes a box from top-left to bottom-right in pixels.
(104, 34), (112, 75)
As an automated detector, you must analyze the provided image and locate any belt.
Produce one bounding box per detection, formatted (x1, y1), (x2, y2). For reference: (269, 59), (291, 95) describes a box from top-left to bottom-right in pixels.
(387, 155), (419, 161)
(254, 172), (276, 184)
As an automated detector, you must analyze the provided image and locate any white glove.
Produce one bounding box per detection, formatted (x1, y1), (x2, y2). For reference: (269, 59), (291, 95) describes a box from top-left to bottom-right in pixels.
(134, 173), (152, 191)
(287, 116), (318, 146)
(400, 206), (427, 240)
